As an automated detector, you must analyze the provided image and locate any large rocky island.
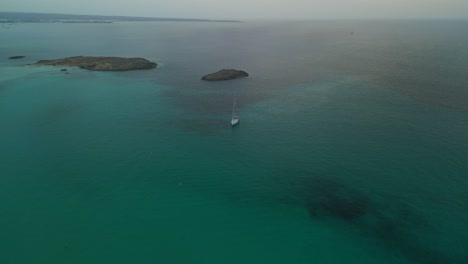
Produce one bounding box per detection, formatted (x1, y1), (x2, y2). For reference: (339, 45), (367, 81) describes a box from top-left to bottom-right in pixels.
(201, 69), (249, 81)
(34, 56), (157, 71)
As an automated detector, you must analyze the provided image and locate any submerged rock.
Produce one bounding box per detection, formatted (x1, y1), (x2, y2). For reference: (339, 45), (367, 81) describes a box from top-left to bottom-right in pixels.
(60, 68), (67, 71)
(201, 69), (249, 81)
(306, 179), (371, 221)
(9, 56), (25, 59)
(302, 178), (464, 264)
(34, 56), (157, 71)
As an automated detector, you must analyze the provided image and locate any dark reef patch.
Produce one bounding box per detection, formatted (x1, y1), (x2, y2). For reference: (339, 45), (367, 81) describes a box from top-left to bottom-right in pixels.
(303, 178), (464, 264)
(306, 179), (370, 221)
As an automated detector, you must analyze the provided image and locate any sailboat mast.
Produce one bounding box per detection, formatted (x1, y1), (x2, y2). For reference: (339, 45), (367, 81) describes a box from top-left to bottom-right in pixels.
(232, 96), (236, 118)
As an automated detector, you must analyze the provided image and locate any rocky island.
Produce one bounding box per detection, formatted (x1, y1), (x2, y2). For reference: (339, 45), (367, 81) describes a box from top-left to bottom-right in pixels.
(34, 56), (157, 71)
(201, 69), (249, 81)
(9, 56), (25, 59)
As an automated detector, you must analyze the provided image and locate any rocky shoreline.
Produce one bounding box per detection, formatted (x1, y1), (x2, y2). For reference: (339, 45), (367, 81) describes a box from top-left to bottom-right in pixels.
(201, 69), (249, 81)
(33, 56), (157, 71)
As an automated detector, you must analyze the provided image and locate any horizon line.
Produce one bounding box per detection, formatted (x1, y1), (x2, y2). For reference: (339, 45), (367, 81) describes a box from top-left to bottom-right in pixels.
(2, 11), (468, 22)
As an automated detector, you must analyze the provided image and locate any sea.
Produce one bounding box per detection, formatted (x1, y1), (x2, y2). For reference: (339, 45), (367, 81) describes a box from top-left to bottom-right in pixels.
(0, 20), (467, 264)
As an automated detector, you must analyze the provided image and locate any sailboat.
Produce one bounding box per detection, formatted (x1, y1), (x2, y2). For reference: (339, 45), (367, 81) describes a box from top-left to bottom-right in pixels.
(231, 96), (240, 126)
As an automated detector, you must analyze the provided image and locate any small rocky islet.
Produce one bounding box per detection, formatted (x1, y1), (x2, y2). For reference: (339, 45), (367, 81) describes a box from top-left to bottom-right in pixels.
(201, 69), (249, 81)
(33, 56), (157, 71)
(9, 56), (25, 59)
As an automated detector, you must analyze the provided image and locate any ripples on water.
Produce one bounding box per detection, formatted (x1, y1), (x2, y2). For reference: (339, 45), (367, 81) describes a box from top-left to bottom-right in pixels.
(0, 20), (467, 264)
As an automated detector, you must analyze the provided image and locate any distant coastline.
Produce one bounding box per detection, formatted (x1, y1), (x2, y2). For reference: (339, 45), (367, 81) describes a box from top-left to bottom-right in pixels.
(0, 12), (240, 23)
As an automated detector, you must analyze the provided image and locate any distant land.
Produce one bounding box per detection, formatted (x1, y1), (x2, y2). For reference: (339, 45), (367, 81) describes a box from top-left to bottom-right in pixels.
(0, 12), (240, 23)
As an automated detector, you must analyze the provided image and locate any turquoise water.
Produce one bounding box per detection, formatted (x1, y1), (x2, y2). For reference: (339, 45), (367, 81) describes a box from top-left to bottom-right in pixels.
(1, 21), (467, 263)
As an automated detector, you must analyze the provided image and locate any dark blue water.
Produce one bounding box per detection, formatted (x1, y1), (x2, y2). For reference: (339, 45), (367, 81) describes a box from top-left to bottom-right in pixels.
(1, 20), (467, 263)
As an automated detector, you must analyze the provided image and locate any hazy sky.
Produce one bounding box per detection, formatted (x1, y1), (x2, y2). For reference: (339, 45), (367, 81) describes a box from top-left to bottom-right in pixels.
(2, 0), (468, 20)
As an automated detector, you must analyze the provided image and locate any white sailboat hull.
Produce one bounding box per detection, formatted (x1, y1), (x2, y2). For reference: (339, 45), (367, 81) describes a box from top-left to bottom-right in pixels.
(231, 117), (240, 126)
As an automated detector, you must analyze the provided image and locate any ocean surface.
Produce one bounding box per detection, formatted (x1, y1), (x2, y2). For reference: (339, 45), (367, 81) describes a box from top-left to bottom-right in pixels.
(0, 20), (467, 263)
